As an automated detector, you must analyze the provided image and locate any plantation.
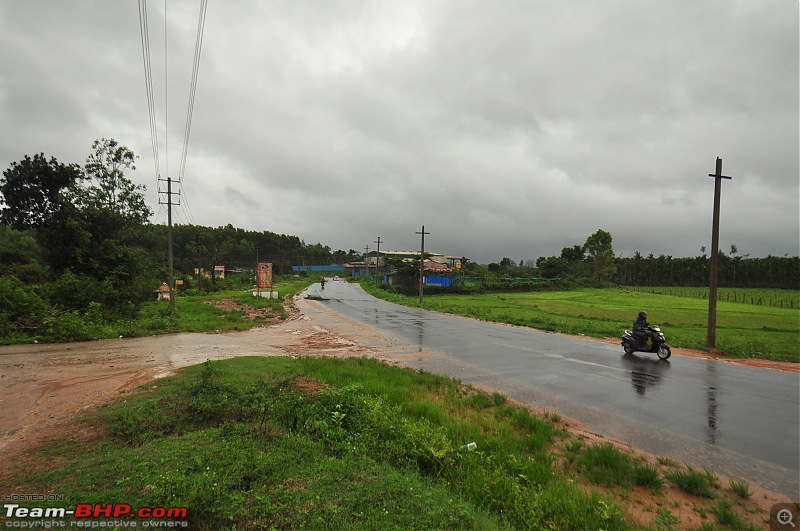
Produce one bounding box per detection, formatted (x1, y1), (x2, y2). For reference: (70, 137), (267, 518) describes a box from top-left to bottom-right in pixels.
(1, 356), (775, 530)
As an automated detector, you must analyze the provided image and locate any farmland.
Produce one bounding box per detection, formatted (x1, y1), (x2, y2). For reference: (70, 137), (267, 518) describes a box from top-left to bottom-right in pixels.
(363, 284), (800, 362)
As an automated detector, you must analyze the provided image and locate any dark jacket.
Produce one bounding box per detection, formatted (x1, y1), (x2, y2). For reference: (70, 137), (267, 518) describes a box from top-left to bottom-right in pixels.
(633, 316), (649, 333)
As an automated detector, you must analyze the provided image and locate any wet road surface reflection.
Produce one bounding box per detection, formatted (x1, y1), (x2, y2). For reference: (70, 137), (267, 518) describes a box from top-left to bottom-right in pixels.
(313, 281), (800, 498)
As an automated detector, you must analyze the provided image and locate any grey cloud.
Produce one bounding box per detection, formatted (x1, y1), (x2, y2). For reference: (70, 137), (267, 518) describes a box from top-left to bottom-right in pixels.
(0, 0), (796, 264)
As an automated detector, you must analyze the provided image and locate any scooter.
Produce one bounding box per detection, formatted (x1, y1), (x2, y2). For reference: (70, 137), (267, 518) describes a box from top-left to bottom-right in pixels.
(621, 325), (671, 360)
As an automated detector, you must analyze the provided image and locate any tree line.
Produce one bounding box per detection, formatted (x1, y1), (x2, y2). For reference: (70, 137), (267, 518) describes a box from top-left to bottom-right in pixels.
(483, 232), (798, 290)
(0, 141), (356, 340)
(1, 141), (796, 341)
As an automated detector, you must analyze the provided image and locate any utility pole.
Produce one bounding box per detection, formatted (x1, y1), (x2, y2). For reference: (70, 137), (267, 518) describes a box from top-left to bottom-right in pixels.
(706, 157), (732, 349)
(363, 245), (370, 277)
(159, 176), (180, 315)
(374, 237), (382, 286)
(416, 225), (430, 305)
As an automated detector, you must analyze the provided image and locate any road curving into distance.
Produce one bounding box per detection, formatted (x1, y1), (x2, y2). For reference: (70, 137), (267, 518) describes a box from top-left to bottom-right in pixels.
(311, 280), (800, 499)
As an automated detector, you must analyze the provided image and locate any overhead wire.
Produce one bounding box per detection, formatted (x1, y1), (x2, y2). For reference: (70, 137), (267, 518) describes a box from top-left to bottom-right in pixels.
(164, 0), (168, 181)
(178, 0), (208, 184)
(137, 0), (160, 181)
(177, 0), (208, 227)
(138, 0), (207, 228)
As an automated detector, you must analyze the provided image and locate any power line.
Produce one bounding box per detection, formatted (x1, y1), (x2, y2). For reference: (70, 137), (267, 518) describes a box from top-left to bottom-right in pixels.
(178, 0), (208, 183)
(138, 0), (205, 239)
(164, 0), (168, 180)
(137, 0), (160, 180)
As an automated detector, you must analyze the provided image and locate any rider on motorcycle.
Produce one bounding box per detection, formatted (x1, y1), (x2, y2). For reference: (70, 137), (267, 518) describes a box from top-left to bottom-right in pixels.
(632, 311), (652, 348)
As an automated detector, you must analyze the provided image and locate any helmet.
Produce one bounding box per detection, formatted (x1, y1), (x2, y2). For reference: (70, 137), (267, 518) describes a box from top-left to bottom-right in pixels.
(638, 311), (647, 319)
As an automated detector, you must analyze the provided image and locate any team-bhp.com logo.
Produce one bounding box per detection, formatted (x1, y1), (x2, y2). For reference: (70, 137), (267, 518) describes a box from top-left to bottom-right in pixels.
(4, 503), (188, 527)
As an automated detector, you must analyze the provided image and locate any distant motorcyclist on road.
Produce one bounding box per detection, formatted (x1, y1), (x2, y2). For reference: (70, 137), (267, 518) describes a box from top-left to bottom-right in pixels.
(320, 277), (326, 289)
(632, 311), (652, 348)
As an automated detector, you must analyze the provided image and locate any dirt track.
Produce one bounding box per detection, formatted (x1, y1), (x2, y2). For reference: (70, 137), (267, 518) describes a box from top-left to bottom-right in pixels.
(2, 291), (796, 459)
(0, 294), (428, 460)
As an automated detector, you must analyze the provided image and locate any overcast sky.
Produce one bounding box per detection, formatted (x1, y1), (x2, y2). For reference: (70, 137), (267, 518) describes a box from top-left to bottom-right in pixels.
(1, 1), (797, 264)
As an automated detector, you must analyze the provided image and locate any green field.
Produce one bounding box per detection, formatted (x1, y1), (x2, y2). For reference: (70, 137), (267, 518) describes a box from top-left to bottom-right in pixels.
(1, 356), (772, 530)
(363, 284), (800, 362)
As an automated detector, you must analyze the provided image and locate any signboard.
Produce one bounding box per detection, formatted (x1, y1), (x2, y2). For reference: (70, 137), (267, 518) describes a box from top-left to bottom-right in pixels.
(257, 263), (273, 289)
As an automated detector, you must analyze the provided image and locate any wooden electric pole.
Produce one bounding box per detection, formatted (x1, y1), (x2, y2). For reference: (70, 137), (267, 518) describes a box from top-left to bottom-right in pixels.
(706, 157), (732, 349)
(416, 225), (430, 305)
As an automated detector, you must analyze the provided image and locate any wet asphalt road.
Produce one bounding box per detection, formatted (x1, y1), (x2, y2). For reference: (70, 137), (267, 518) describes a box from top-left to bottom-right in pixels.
(314, 281), (799, 498)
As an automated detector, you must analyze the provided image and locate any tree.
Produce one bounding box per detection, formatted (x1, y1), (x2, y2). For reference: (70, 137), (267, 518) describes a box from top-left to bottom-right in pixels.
(561, 245), (584, 263)
(499, 257), (515, 271)
(0, 154), (83, 230)
(81, 138), (152, 224)
(584, 229), (617, 280)
(536, 256), (569, 278)
(0, 225), (45, 282)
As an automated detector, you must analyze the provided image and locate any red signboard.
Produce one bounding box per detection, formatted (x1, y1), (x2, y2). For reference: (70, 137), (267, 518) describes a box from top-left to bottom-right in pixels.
(257, 263), (273, 289)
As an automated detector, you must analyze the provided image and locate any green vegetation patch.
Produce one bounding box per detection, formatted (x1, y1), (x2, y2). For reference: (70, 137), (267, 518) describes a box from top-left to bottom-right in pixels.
(10, 356), (634, 530)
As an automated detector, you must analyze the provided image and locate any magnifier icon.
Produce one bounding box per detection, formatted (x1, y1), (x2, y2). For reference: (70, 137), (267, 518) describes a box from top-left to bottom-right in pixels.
(778, 508), (796, 527)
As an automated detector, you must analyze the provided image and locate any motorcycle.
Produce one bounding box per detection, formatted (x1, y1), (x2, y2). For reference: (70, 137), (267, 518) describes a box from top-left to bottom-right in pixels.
(621, 325), (671, 360)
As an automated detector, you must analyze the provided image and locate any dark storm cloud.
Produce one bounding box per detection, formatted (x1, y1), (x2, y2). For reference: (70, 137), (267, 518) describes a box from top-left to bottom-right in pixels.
(0, 0), (796, 263)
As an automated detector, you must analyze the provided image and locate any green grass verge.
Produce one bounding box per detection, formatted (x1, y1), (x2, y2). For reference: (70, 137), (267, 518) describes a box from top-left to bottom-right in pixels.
(362, 283), (800, 362)
(3, 357), (624, 530)
(3, 357), (768, 530)
(0, 277), (315, 344)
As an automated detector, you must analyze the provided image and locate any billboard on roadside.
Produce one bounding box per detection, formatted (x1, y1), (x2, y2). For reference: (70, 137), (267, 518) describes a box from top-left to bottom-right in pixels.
(257, 263), (273, 289)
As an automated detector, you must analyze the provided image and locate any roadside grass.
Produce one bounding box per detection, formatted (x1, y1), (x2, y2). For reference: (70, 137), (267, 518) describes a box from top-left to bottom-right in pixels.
(3, 357), (770, 530)
(0, 277), (315, 345)
(362, 283), (799, 362)
(128, 276), (315, 336)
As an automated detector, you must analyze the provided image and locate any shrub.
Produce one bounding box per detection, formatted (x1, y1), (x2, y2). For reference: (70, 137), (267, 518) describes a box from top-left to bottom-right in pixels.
(42, 303), (106, 342)
(0, 275), (47, 335)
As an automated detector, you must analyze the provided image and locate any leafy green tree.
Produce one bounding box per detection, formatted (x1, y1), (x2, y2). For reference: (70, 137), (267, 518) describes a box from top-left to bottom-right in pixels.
(584, 229), (617, 280)
(82, 138), (152, 223)
(536, 256), (569, 278)
(499, 257), (515, 271)
(561, 245), (585, 263)
(0, 225), (45, 282)
(0, 153), (83, 230)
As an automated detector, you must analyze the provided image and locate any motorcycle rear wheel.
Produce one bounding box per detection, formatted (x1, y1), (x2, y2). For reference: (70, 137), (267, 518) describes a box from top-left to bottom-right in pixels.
(623, 342), (635, 354)
(657, 345), (671, 360)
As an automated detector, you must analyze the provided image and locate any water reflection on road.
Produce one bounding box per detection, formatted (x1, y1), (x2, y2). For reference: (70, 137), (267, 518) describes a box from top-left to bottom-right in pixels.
(314, 281), (800, 498)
